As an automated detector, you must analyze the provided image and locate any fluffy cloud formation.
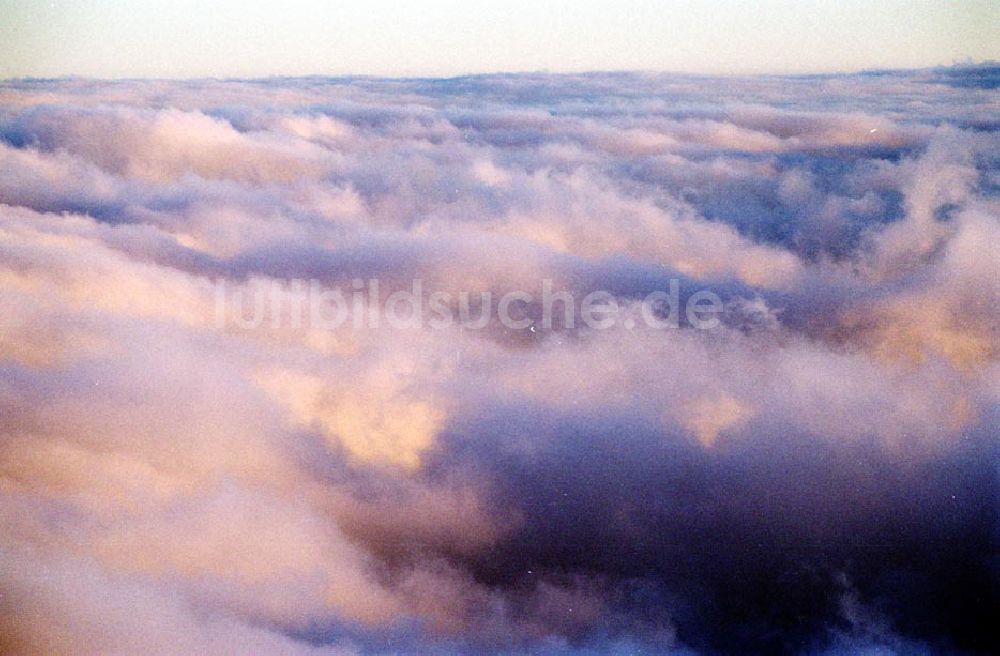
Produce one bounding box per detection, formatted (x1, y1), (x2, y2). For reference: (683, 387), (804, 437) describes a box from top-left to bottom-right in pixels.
(0, 66), (997, 654)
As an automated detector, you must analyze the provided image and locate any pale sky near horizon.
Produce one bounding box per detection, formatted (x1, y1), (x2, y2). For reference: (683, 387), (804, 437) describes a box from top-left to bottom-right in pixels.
(1, 0), (998, 79)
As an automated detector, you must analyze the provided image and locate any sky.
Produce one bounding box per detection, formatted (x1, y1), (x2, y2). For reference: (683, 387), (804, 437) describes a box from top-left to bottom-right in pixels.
(1, 2), (999, 654)
(1, 0), (998, 78)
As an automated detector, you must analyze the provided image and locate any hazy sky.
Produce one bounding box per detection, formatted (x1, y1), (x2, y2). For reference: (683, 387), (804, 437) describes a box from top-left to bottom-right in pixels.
(1, 0), (998, 78)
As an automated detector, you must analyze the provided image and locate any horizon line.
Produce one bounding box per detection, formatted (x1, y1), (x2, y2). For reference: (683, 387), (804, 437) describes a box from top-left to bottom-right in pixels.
(3, 60), (997, 85)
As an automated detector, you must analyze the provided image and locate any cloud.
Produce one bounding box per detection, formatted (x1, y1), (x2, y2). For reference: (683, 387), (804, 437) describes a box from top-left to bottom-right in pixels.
(0, 69), (997, 654)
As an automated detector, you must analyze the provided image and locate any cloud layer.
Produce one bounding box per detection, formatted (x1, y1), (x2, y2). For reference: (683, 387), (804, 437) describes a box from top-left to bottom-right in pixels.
(0, 66), (998, 654)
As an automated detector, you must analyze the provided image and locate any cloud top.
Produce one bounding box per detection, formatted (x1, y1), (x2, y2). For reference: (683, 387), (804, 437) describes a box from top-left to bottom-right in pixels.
(0, 68), (997, 654)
